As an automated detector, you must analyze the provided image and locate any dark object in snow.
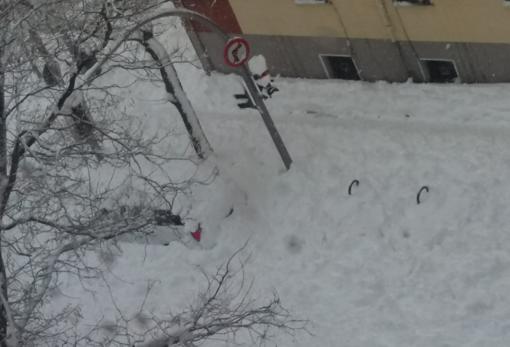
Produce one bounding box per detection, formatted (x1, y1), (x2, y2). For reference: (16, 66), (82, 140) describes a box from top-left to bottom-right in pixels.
(225, 207), (234, 218)
(100, 207), (184, 226)
(191, 224), (202, 242)
(77, 49), (99, 74)
(69, 96), (103, 160)
(253, 70), (279, 98)
(153, 209), (184, 226)
(71, 101), (96, 141)
(235, 90), (255, 109)
(235, 64), (279, 109)
(234, 83), (278, 109)
(348, 179), (360, 195)
(142, 29), (154, 41)
(265, 84), (279, 97)
(417, 186), (430, 205)
(42, 60), (61, 87)
(285, 234), (304, 254)
(119, 205), (142, 217)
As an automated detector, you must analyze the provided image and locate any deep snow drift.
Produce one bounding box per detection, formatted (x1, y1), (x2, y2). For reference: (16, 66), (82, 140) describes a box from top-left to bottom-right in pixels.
(58, 55), (510, 346)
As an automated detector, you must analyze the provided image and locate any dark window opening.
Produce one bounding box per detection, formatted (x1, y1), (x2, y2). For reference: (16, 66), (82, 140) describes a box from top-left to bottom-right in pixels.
(394, 0), (432, 5)
(423, 60), (458, 83)
(322, 55), (360, 80)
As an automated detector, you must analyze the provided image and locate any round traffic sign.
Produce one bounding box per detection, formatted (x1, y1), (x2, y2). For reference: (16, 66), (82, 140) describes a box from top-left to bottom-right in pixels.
(224, 37), (251, 68)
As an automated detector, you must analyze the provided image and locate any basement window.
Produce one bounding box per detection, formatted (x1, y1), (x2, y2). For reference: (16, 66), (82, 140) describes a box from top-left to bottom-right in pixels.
(295, 0), (327, 4)
(422, 59), (459, 83)
(394, 0), (432, 5)
(320, 55), (360, 80)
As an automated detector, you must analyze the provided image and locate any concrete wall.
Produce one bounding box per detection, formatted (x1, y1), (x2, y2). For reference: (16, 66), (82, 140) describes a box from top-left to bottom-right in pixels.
(185, 0), (510, 83)
(198, 31), (510, 83)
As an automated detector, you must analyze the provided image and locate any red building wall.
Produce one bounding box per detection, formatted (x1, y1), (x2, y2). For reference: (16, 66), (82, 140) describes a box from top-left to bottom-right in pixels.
(180, 0), (242, 34)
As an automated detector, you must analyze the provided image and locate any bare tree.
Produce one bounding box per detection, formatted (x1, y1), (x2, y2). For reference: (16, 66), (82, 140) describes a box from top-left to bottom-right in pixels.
(60, 247), (307, 347)
(134, 26), (212, 159)
(0, 1), (302, 346)
(0, 1), (214, 345)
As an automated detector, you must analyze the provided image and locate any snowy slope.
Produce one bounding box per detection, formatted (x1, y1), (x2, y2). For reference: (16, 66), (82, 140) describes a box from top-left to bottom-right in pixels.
(188, 76), (510, 347)
(56, 50), (510, 346)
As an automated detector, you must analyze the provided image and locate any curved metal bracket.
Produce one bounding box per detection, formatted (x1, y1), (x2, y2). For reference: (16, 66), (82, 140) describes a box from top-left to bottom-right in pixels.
(417, 186), (429, 205)
(348, 179), (359, 195)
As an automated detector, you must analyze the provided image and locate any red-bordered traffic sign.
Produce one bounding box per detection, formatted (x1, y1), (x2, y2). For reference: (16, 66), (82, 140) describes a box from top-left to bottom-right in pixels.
(224, 37), (251, 68)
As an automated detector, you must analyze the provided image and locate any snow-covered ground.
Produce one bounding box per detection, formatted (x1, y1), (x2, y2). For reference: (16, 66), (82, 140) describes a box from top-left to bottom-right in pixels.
(58, 43), (510, 346)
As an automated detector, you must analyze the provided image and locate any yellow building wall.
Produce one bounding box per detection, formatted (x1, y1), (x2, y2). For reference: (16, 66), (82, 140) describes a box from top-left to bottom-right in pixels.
(228, 0), (344, 37)
(228, 0), (510, 43)
(388, 0), (510, 43)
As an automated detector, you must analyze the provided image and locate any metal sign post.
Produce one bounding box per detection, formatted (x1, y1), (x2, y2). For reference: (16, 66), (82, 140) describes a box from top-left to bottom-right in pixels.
(223, 37), (292, 170)
(238, 66), (292, 170)
(135, 9), (292, 170)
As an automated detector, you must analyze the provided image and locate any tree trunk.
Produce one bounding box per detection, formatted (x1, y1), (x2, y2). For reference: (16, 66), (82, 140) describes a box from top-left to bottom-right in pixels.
(0, 50), (9, 347)
(139, 31), (212, 159)
(0, 248), (7, 347)
(0, 55), (6, 179)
